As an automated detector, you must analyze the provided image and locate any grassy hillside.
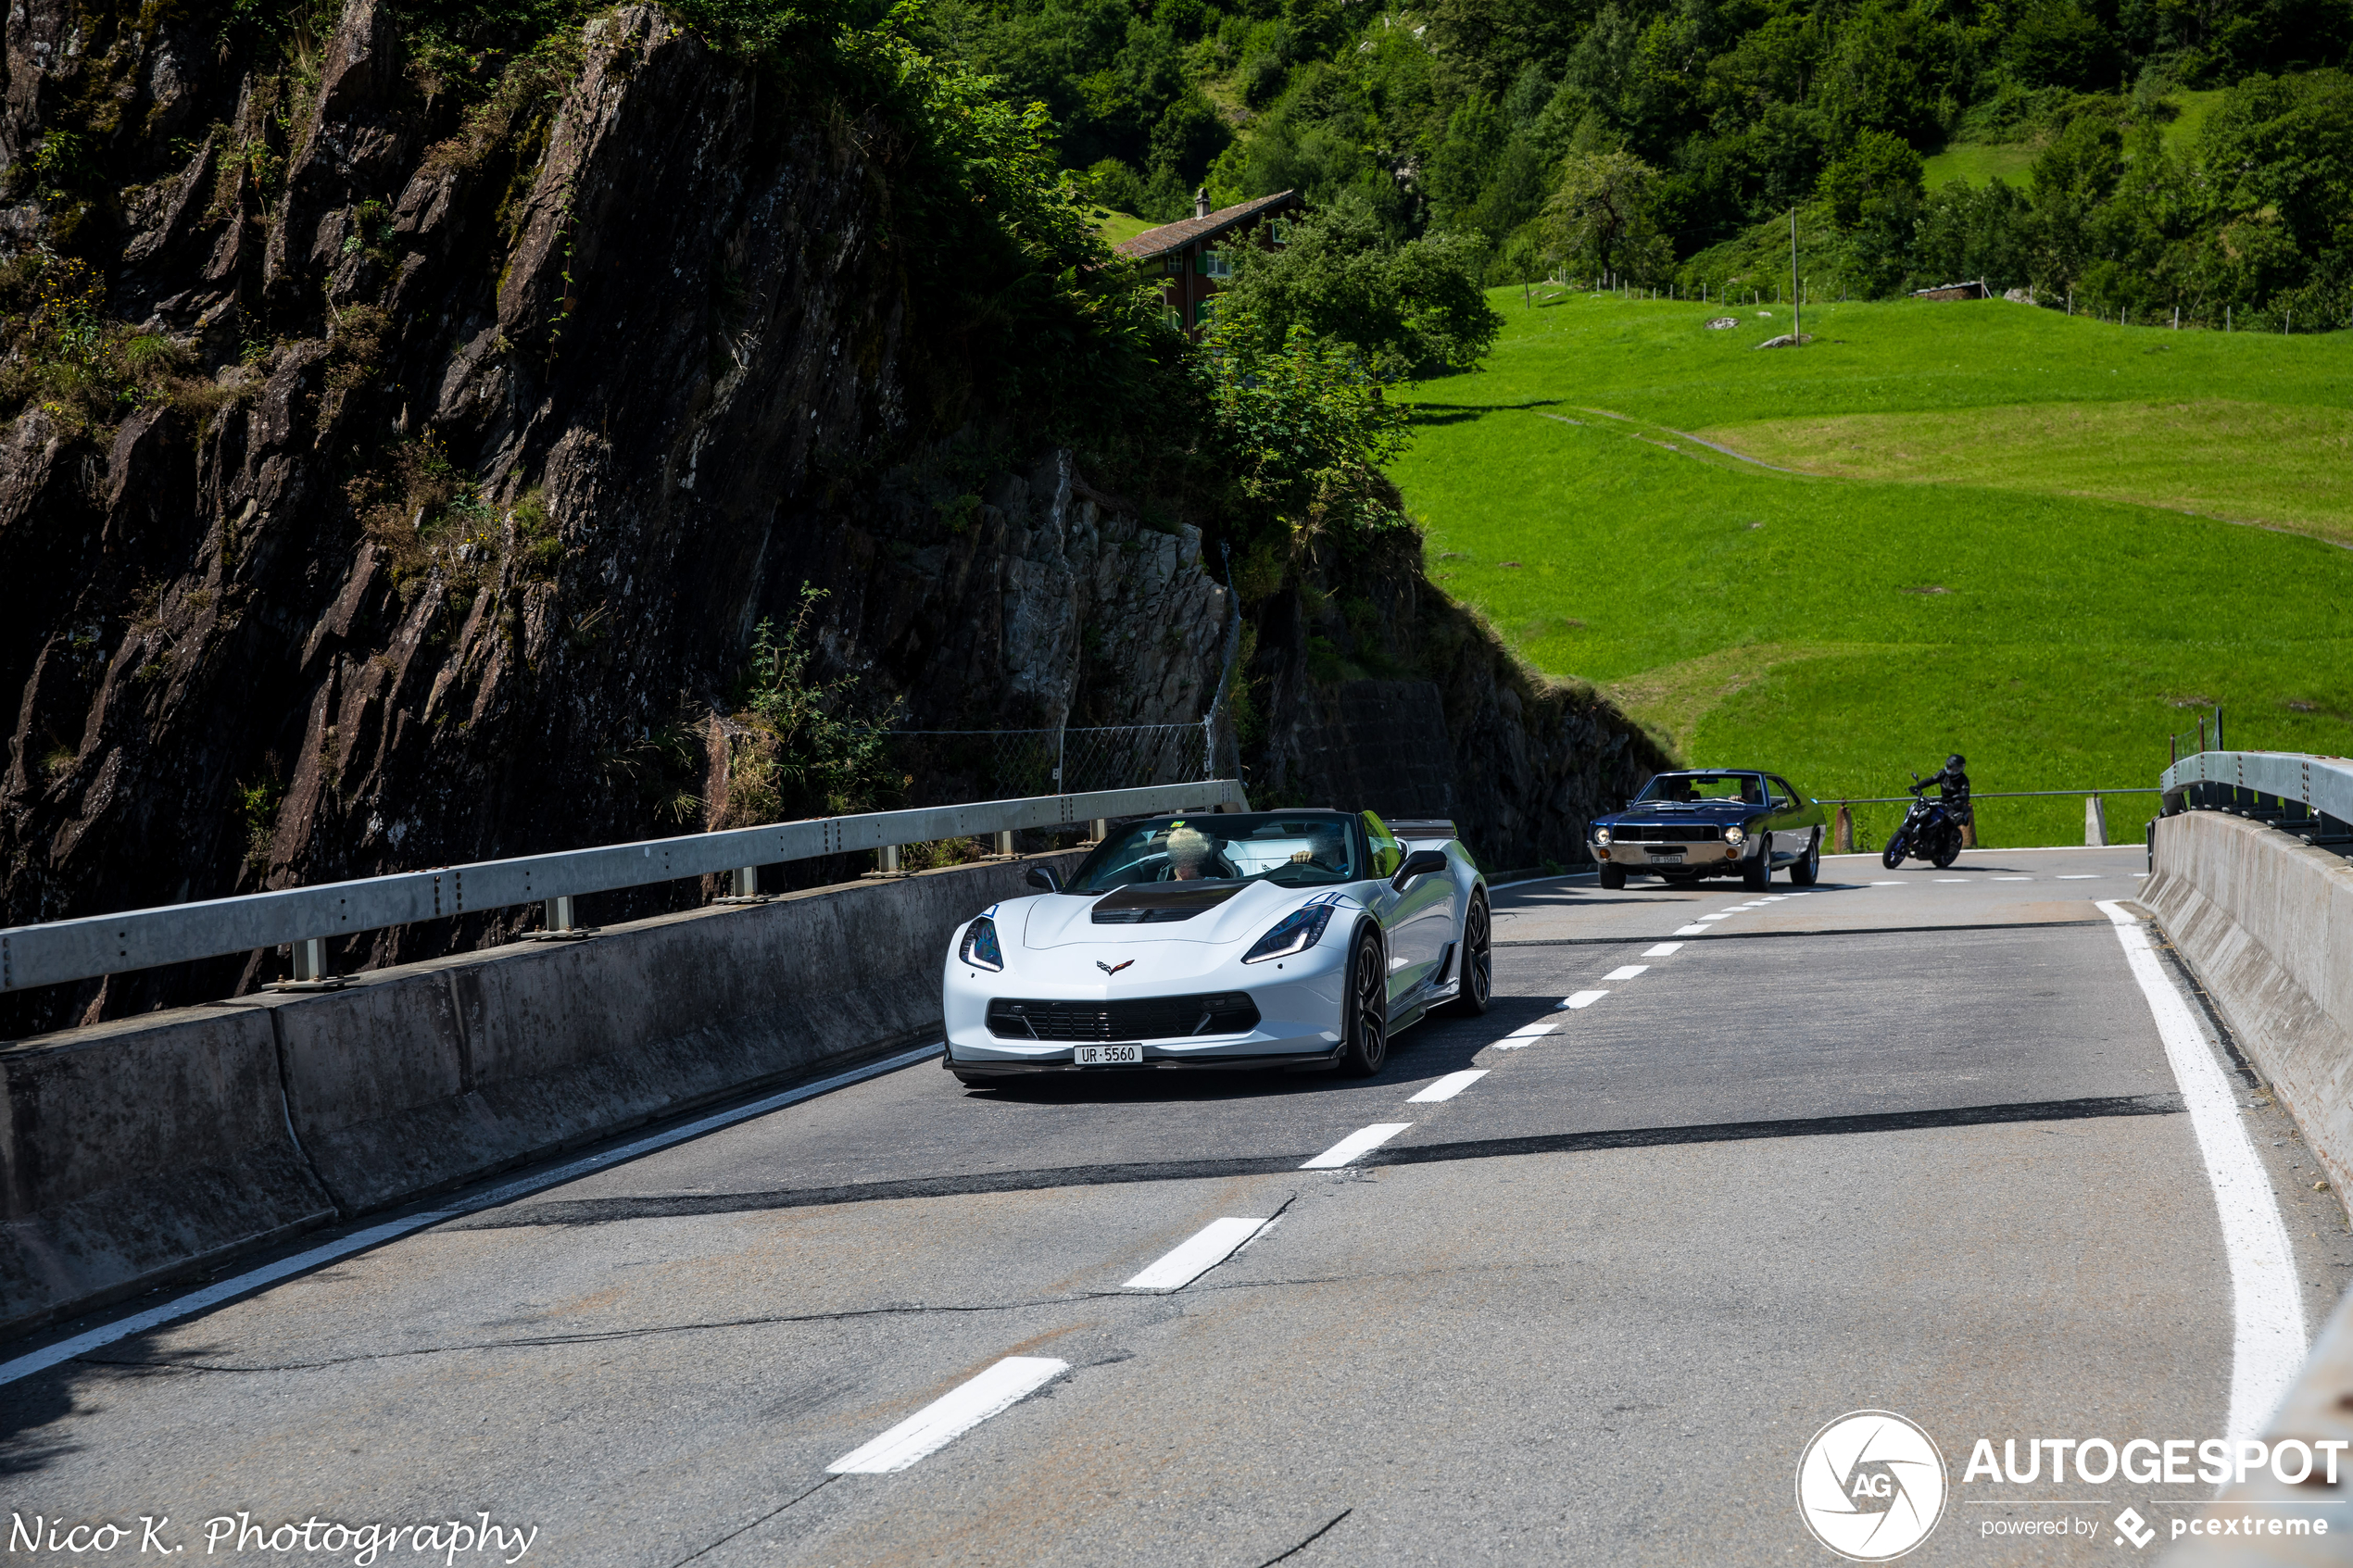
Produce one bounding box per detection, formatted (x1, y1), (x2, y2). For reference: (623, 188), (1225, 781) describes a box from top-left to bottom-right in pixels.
(1919, 89), (2228, 192)
(1388, 292), (2353, 847)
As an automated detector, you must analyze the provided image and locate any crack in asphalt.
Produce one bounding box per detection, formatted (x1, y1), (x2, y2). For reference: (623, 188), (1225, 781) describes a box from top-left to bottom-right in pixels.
(669, 1474), (839, 1568)
(70, 1295), (1135, 1374)
(1256, 1508), (1353, 1566)
(447, 1094), (2185, 1228)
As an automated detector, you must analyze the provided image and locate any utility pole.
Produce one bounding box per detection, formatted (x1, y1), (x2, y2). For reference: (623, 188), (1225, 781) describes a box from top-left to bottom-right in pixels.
(1790, 208), (1801, 344)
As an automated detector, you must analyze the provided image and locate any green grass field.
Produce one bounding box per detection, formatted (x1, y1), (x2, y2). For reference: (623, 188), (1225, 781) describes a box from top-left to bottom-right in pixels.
(1092, 207), (1161, 245)
(1388, 291), (2353, 847)
(1921, 90), (2226, 191)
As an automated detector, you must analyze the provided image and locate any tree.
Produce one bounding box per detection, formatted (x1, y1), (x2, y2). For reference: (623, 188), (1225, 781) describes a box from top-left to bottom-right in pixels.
(1540, 148), (1667, 281)
(1214, 193), (1504, 378)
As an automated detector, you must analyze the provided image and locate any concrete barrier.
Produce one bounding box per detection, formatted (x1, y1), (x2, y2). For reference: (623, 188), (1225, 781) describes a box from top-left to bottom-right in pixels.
(2142, 810), (2353, 1204)
(0, 851), (1081, 1340)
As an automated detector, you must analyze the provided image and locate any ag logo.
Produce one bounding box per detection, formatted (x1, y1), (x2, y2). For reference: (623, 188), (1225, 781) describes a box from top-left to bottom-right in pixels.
(1795, 1411), (1947, 1561)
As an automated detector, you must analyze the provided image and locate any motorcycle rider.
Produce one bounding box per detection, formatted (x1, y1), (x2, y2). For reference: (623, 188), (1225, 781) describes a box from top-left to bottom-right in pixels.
(1925, 754), (1970, 823)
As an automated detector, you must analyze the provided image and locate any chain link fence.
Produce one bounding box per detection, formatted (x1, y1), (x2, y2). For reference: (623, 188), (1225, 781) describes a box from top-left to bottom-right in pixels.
(883, 722), (1213, 810)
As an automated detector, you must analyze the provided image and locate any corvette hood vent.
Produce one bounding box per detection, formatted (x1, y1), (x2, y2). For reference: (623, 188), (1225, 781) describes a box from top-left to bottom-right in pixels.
(1088, 884), (1248, 924)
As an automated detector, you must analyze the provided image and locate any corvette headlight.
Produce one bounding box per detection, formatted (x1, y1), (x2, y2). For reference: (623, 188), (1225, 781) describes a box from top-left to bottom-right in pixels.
(1723, 825), (1747, 847)
(1592, 826), (1612, 846)
(959, 916), (1003, 971)
(1242, 905), (1335, 964)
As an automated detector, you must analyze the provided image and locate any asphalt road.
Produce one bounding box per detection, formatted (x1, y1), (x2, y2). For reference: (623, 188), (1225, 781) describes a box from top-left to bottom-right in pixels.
(6, 846), (2349, 1566)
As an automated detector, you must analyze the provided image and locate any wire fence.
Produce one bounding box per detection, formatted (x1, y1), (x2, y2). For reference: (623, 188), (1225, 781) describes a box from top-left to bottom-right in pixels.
(883, 722), (1212, 809)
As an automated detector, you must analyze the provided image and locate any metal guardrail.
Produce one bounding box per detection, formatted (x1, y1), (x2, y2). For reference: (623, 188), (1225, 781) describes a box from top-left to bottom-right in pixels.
(1827, 787), (2163, 805)
(2161, 750), (2353, 825)
(0, 781), (1249, 994)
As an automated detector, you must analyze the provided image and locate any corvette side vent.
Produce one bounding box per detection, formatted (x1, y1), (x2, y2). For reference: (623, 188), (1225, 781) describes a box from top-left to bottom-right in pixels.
(987, 993), (1262, 1041)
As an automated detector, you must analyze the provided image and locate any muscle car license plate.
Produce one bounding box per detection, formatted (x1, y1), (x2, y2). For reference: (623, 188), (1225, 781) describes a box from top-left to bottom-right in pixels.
(1647, 847), (1685, 860)
(1075, 1044), (1143, 1066)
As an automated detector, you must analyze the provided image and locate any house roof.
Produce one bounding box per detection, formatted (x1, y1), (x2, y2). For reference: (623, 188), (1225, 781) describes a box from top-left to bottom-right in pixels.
(1114, 191), (1302, 261)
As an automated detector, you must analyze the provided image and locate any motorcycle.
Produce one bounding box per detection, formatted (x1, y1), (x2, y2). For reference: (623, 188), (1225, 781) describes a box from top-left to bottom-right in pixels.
(1882, 772), (1966, 869)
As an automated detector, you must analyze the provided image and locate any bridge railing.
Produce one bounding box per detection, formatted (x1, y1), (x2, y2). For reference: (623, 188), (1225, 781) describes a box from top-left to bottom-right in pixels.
(2160, 749), (2353, 836)
(0, 780), (1249, 995)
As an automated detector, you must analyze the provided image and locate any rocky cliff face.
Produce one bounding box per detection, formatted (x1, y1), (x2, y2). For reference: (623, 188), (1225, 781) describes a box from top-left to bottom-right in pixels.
(0, 0), (1658, 1037)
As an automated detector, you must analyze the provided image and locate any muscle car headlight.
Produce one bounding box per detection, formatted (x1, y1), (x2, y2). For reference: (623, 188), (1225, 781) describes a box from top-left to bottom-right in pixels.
(1592, 826), (1612, 846)
(958, 915), (1004, 972)
(1723, 825), (1747, 847)
(1242, 904), (1335, 964)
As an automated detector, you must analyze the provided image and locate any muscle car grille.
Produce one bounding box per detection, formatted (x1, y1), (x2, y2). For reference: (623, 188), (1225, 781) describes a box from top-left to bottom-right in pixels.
(987, 993), (1261, 1042)
(1611, 824), (1723, 843)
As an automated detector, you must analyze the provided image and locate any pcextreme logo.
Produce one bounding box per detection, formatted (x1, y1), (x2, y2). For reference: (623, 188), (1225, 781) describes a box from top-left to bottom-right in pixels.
(1797, 1411), (1949, 1562)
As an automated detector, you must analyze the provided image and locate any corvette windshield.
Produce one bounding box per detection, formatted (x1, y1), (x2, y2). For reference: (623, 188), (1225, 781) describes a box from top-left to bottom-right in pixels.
(1636, 772), (1765, 805)
(1066, 814), (1360, 892)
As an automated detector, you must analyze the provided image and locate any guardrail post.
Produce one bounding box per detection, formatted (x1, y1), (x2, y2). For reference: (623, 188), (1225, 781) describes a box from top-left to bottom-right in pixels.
(2085, 796), (2108, 847)
(714, 867), (768, 905)
(525, 895), (597, 942)
(1832, 805), (1853, 854)
(270, 937), (346, 992)
(877, 846), (900, 873)
(990, 831), (1015, 859)
(1087, 819), (1109, 845)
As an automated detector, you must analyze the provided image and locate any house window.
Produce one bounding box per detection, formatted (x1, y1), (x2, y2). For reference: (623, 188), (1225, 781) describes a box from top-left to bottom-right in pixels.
(1203, 249), (1234, 280)
(1270, 219), (1291, 244)
(1165, 254), (1184, 277)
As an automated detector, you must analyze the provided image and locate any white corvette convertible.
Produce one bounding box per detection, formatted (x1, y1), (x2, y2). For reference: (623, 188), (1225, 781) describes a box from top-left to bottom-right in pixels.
(941, 809), (1491, 1085)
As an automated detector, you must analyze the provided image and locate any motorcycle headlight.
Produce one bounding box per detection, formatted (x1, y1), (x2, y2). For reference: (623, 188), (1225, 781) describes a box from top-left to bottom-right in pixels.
(1592, 826), (1612, 846)
(958, 915), (1003, 972)
(1242, 904), (1335, 964)
(1723, 825), (1747, 847)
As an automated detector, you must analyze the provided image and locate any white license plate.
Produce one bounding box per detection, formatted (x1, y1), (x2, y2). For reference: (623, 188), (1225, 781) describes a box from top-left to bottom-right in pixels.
(1648, 848), (1685, 859)
(1075, 1044), (1143, 1066)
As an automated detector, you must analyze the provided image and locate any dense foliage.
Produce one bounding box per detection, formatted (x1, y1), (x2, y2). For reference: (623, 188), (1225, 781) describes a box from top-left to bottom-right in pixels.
(915, 0), (2353, 324)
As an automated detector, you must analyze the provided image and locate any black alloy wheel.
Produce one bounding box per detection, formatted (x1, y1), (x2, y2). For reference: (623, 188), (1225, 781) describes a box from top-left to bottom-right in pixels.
(1339, 929), (1390, 1076)
(1931, 827), (1962, 870)
(1742, 834), (1773, 890)
(1444, 895), (1492, 1017)
(1598, 863), (1628, 890)
(1881, 833), (1909, 870)
(1789, 830), (1820, 885)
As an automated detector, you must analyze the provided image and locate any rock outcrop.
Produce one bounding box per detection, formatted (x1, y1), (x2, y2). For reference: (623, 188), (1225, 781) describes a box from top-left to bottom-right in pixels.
(0, 0), (1657, 1036)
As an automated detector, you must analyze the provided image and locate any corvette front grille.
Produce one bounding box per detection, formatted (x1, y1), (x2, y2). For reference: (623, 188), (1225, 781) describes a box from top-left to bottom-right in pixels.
(987, 993), (1262, 1042)
(1610, 824), (1723, 843)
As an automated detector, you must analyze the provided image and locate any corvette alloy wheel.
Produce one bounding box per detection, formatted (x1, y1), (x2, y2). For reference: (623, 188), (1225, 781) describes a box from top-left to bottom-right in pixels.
(1340, 930), (1389, 1076)
(1446, 896), (1492, 1017)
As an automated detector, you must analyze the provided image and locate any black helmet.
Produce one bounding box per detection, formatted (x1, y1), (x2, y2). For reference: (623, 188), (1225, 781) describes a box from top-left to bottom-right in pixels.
(1945, 754), (1966, 771)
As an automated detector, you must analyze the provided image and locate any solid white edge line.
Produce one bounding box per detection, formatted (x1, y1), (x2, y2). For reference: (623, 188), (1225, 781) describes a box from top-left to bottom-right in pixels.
(1123, 1217), (1273, 1290)
(1604, 965), (1649, 981)
(2095, 899), (2306, 1442)
(0, 1042), (948, 1389)
(826, 1356), (1069, 1474)
(1642, 942), (1683, 956)
(1408, 1070), (1490, 1104)
(1302, 1123), (1413, 1169)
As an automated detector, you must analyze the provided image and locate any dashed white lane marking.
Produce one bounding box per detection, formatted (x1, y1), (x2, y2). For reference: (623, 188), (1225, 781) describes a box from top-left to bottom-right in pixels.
(2057, 874), (2102, 880)
(1870, 880), (1903, 885)
(1674, 924), (1712, 935)
(1992, 875), (2033, 881)
(1124, 1218), (1275, 1290)
(1933, 877), (1970, 883)
(1696, 913), (1733, 922)
(2096, 899), (2305, 1442)
(829, 1357), (1069, 1473)
(0, 1040), (948, 1389)
(1604, 964), (1649, 981)
(1302, 1123), (1413, 1169)
(1493, 1021), (1556, 1050)
(1561, 990), (1610, 1009)
(1786, 891), (1814, 897)
(1643, 942), (1683, 956)
(1409, 1070), (1491, 1104)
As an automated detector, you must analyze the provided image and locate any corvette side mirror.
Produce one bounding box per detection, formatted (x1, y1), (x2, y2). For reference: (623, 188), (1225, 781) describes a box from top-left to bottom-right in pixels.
(1026, 865), (1062, 893)
(1391, 848), (1448, 892)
